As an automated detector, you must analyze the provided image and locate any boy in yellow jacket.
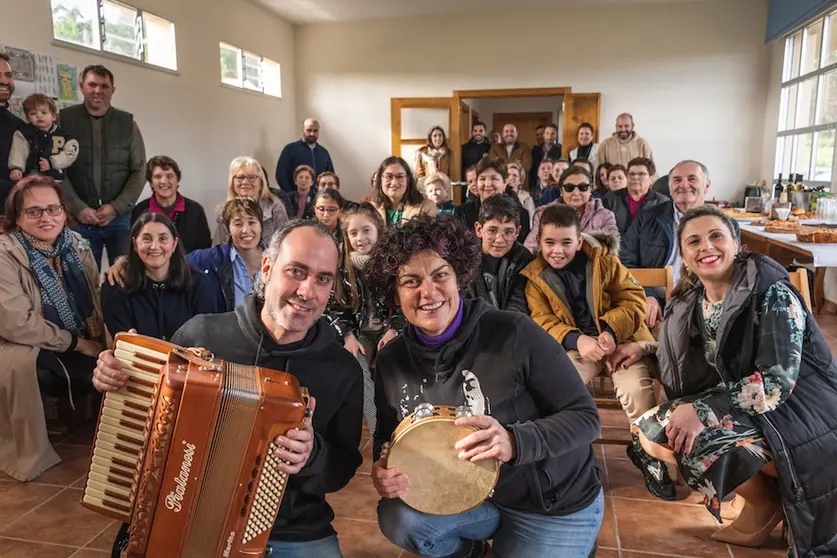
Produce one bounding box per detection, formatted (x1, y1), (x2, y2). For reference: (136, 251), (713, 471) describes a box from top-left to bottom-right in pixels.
(522, 203), (676, 500)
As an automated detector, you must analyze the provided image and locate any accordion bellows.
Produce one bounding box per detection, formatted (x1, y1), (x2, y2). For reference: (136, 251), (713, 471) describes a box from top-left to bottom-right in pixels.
(81, 333), (309, 557)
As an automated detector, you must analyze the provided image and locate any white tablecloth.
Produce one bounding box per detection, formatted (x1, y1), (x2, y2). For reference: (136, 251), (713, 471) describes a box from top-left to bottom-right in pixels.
(738, 223), (837, 267)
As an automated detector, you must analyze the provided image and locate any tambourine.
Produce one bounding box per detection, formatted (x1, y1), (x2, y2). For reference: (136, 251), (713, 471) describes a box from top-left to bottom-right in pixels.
(385, 403), (500, 515)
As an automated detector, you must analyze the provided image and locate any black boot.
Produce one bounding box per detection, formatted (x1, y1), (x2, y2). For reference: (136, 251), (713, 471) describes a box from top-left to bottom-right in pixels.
(459, 539), (491, 558)
(627, 437), (677, 501)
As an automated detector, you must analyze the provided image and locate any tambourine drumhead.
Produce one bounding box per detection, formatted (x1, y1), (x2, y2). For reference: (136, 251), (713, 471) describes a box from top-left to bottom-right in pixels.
(387, 409), (499, 516)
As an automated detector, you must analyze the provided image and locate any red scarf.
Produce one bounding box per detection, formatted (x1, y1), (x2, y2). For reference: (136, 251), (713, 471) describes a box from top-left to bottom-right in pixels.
(148, 194), (186, 221)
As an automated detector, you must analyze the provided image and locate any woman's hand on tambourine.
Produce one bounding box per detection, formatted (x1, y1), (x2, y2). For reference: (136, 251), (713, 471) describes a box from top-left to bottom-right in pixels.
(371, 458), (410, 499)
(454, 415), (516, 464)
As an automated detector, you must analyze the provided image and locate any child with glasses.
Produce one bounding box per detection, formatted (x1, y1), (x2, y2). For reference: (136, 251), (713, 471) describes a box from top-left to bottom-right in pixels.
(313, 188), (344, 249)
(9, 94), (79, 182)
(521, 203), (671, 498)
(524, 165), (618, 253)
(464, 194), (533, 313)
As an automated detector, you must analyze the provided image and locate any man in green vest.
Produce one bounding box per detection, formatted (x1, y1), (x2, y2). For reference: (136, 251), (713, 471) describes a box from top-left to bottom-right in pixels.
(59, 65), (146, 269)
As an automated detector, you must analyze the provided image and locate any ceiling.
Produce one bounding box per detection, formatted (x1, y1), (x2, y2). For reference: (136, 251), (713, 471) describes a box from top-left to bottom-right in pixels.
(256, 0), (712, 24)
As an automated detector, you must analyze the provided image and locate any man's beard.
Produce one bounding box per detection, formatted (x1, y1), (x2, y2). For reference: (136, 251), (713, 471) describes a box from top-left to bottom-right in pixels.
(618, 131), (632, 140)
(304, 136), (317, 145)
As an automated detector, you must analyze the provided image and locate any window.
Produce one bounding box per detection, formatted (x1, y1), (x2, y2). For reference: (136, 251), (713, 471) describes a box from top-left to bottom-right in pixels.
(776, 9), (837, 185)
(218, 42), (282, 98)
(50, 0), (177, 71)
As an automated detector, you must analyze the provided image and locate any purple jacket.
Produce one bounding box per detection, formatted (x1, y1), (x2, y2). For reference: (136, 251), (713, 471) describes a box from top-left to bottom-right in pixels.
(524, 197), (618, 253)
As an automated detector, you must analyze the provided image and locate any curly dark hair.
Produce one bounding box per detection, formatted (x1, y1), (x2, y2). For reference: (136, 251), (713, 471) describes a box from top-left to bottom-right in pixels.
(365, 214), (481, 306)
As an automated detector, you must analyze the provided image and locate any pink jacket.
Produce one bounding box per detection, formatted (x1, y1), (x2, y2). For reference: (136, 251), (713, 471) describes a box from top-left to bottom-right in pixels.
(524, 197), (618, 253)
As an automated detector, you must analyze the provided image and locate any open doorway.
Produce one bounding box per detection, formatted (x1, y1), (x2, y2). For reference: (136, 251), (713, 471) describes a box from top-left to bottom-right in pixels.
(461, 96), (564, 154)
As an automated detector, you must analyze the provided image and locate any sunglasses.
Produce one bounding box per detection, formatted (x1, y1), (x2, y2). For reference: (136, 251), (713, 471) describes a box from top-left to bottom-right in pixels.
(561, 183), (591, 193)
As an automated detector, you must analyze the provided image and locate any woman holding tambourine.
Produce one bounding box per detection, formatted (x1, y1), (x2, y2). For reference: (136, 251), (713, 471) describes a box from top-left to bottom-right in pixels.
(365, 214), (604, 558)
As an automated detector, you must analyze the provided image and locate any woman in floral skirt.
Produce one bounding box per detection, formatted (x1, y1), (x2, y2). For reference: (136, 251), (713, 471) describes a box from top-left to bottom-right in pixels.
(609, 205), (837, 556)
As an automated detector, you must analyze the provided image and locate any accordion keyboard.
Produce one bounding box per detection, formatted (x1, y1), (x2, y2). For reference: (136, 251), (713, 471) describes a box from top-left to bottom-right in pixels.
(81, 340), (168, 522)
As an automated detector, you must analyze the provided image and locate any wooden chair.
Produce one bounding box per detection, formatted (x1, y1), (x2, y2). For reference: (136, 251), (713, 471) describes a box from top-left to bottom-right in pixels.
(789, 267), (813, 312)
(591, 266), (674, 446)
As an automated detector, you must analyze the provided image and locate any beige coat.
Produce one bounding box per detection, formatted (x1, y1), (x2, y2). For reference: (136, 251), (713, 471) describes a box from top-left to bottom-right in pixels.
(372, 198), (437, 229)
(0, 231), (104, 481)
(596, 133), (654, 169)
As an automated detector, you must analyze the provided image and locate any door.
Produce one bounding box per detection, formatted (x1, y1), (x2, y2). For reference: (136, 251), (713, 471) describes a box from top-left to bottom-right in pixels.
(562, 93), (601, 160)
(492, 112), (554, 150)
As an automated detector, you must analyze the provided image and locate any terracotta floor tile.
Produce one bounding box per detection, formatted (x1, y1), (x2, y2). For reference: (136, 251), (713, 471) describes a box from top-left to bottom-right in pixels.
(597, 496), (618, 548)
(60, 422), (97, 447)
(598, 408), (631, 429)
(82, 521), (119, 551)
(327, 474), (380, 522)
(71, 551), (109, 557)
(357, 438), (374, 475)
(729, 532), (788, 557)
(0, 482), (63, 528)
(33, 444), (93, 487)
(0, 538), (77, 557)
(2, 489), (112, 547)
(598, 427), (632, 444)
(334, 517), (401, 557)
(614, 498), (728, 557)
(605, 457), (695, 502)
(595, 549), (619, 558)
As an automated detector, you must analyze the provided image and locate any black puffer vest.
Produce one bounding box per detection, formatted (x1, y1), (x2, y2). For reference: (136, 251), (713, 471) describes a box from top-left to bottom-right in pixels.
(659, 254), (837, 556)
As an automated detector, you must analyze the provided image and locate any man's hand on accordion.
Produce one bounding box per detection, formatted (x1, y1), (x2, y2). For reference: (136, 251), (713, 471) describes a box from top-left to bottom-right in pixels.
(273, 396), (317, 475)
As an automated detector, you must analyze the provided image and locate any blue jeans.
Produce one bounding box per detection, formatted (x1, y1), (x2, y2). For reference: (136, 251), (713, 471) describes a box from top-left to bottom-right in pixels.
(378, 489), (604, 558)
(265, 534), (342, 557)
(74, 211), (131, 269)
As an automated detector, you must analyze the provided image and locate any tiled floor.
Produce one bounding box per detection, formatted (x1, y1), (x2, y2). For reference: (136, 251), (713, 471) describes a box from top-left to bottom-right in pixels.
(3, 315), (836, 558)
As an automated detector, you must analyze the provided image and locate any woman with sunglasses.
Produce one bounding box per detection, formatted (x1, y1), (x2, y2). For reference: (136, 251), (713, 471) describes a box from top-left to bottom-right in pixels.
(213, 156), (289, 246)
(0, 175), (105, 480)
(524, 166), (618, 253)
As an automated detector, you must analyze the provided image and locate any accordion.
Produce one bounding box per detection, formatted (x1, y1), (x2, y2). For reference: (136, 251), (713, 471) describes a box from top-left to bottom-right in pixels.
(81, 333), (309, 557)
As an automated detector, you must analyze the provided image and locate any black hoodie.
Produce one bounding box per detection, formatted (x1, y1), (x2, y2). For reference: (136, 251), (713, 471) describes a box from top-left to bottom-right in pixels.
(374, 298), (602, 516)
(171, 294), (363, 542)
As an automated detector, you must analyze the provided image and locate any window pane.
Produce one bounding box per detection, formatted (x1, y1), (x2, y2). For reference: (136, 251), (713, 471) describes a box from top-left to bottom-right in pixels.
(775, 137), (785, 178)
(793, 133), (814, 180)
(779, 136), (794, 178)
(220, 42), (241, 86)
(51, 0), (100, 49)
(814, 130), (835, 182)
(790, 31), (803, 80)
(796, 77), (819, 128)
(102, 1), (140, 59)
(802, 20), (824, 75)
(262, 58), (282, 98)
(818, 69), (837, 124)
(823, 12), (837, 67)
(242, 51), (261, 91)
(779, 85), (798, 131)
(142, 12), (177, 70)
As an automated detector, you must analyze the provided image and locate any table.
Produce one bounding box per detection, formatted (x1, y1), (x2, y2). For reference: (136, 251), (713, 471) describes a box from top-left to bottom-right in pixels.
(737, 222), (837, 310)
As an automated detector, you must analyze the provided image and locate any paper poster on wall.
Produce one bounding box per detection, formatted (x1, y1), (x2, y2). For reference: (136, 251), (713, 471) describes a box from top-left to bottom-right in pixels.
(36, 53), (59, 98)
(4, 46), (35, 82)
(57, 64), (79, 101)
(8, 98), (24, 120)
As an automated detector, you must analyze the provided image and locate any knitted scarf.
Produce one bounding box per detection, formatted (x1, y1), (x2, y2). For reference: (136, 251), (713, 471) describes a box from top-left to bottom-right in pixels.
(350, 252), (372, 270)
(14, 228), (100, 339)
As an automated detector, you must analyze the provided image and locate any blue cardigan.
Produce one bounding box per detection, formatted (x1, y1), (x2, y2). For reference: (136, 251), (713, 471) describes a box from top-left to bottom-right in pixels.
(274, 140), (334, 192)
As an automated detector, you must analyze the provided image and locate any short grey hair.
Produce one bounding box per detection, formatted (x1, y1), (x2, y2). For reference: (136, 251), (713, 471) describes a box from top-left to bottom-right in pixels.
(670, 159), (710, 181)
(253, 219), (338, 302)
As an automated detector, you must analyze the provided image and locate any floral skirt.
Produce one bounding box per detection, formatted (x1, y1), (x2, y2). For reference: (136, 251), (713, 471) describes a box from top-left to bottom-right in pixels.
(632, 386), (773, 521)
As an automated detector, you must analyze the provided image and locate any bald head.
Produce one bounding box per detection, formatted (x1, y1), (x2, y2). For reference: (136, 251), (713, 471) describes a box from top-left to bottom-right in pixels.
(616, 113), (634, 140)
(302, 118), (319, 145)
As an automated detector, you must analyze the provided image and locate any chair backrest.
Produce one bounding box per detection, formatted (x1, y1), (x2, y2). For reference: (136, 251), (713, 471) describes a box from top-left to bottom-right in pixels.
(629, 266), (675, 302)
(788, 268), (813, 312)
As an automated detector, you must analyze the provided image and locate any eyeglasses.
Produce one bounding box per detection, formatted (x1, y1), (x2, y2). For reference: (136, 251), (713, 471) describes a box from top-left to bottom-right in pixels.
(561, 183), (591, 193)
(484, 228), (517, 240)
(24, 205), (64, 219)
(628, 172), (649, 179)
(233, 174), (260, 183)
(315, 206), (340, 214)
(382, 173), (408, 182)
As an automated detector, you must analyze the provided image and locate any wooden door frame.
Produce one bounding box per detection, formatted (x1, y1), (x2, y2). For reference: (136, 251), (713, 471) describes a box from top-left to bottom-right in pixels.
(451, 87), (573, 181)
(390, 97), (456, 157)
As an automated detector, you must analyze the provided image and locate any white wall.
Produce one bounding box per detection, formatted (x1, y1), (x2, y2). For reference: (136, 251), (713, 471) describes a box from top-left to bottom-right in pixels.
(0, 0), (296, 220)
(759, 40), (787, 183)
(295, 0), (771, 202)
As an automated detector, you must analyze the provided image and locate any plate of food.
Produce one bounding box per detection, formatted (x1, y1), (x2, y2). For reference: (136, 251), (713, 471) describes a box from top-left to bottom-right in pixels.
(796, 226), (837, 243)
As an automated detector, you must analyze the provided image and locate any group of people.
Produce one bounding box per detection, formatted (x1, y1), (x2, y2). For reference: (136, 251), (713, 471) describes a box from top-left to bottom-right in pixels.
(1, 52), (836, 558)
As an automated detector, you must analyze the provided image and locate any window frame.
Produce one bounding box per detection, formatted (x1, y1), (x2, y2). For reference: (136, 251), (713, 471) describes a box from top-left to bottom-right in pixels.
(49, 0), (178, 73)
(218, 42), (283, 99)
(776, 9), (837, 189)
